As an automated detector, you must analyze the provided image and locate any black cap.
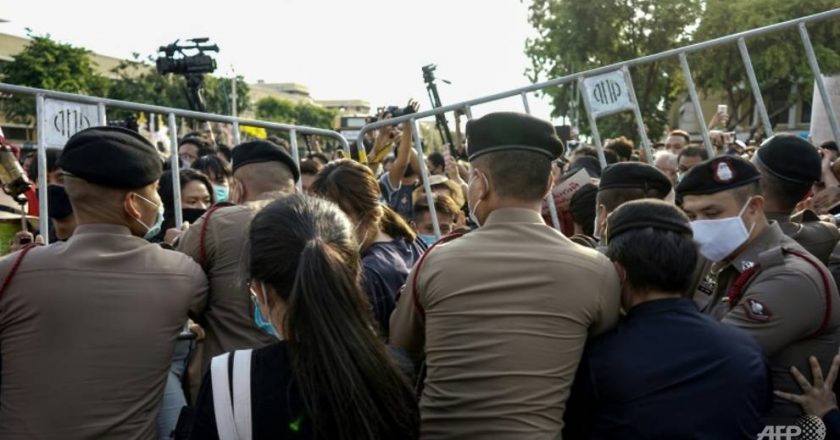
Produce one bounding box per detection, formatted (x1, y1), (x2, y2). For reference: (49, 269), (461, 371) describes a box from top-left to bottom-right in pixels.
(466, 112), (565, 161)
(605, 199), (692, 244)
(567, 156), (602, 178)
(599, 162), (672, 195)
(755, 135), (821, 184)
(676, 155), (761, 197)
(231, 140), (300, 182)
(58, 126), (163, 188)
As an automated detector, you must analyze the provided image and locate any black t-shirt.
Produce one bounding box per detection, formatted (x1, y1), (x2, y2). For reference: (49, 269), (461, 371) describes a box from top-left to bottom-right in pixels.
(362, 238), (425, 338)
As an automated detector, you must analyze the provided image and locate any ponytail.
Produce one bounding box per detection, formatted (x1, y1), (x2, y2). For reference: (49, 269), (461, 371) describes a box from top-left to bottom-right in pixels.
(286, 239), (418, 440)
(379, 204), (416, 243)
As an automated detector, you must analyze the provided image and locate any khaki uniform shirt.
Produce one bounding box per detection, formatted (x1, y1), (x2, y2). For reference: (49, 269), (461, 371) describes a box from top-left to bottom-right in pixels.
(390, 208), (620, 440)
(0, 224), (208, 439)
(177, 199), (277, 375)
(693, 222), (840, 420)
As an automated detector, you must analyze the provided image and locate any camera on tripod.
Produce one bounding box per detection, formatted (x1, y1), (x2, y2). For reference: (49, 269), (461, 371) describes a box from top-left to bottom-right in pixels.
(156, 38), (219, 76)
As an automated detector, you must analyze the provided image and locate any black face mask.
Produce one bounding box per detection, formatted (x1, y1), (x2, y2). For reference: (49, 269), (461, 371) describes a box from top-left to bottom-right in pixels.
(47, 185), (73, 220)
(182, 208), (207, 224)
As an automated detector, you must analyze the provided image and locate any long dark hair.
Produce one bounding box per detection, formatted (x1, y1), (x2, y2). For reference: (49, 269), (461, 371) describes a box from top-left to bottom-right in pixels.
(157, 169), (215, 232)
(247, 194), (419, 439)
(309, 159), (416, 248)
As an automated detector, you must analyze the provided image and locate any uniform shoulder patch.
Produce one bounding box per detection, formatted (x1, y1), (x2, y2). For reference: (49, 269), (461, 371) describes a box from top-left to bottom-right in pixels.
(742, 298), (772, 322)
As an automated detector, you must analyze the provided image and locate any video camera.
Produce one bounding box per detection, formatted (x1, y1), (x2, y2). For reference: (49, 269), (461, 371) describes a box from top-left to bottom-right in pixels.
(156, 38), (219, 76)
(368, 105), (417, 123)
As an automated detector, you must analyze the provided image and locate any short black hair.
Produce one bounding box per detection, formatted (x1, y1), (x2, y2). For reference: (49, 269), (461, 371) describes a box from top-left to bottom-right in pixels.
(606, 203), (697, 294)
(216, 143), (233, 162)
(570, 183), (597, 236)
(573, 146), (599, 159)
(758, 168), (806, 212)
(606, 137), (634, 161)
(678, 146), (709, 162)
(427, 152), (445, 169)
(192, 154), (231, 183)
(603, 149), (619, 165)
(732, 181), (763, 205)
(28, 148), (61, 181)
(474, 150), (551, 201)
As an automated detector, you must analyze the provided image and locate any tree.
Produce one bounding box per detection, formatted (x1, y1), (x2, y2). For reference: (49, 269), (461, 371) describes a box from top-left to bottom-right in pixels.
(525, 0), (703, 142)
(690, 0), (840, 131)
(255, 97), (337, 130)
(0, 33), (109, 123)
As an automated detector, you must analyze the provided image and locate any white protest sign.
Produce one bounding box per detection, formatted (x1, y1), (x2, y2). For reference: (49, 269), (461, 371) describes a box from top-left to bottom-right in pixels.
(582, 70), (634, 117)
(552, 168), (591, 207)
(810, 75), (840, 145)
(41, 98), (100, 148)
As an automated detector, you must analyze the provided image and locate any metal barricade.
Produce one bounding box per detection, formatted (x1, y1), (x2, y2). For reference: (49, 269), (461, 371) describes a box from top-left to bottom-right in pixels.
(355, 8), (840, 238)
(0, 82), (350, 244)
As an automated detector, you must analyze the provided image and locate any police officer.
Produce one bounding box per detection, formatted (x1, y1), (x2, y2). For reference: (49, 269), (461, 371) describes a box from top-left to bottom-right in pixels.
(592, 162), (672, 242)
(177, 140), (298, 391)
(0, 127), (209, 438)
(389, 112), (621, 439)
(753, 134), (840, 263)
(678, 155), (840, 422)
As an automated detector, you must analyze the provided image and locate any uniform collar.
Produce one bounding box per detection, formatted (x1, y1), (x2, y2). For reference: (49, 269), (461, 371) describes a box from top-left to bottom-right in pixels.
(72, 224), (134, 236)
(725, 221), (784, 273)
(483, 208), (546, 226)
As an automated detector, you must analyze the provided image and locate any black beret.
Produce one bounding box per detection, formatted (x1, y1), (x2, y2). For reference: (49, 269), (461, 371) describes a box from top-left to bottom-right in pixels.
(605, 199), (692, 244)
(231, 140), (300, 182)
(599, 162), (672, 195)
(57, 126), (163, 188)
(676, 155), (760, 197)
(755, 135), (821, 184)
(466, 112), (564, 161)
(567, 156), (602, 178)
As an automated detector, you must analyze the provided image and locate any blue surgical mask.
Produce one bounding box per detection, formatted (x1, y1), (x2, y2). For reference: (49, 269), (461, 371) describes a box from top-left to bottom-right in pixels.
(251, 296), (278, 337)
(213, 184), (229, 203)
(131, 193), (165, 240)
(419, 234), (437, 246)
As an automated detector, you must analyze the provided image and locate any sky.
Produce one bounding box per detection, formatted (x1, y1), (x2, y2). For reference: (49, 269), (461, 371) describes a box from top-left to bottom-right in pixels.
(0, 0), (557, 123)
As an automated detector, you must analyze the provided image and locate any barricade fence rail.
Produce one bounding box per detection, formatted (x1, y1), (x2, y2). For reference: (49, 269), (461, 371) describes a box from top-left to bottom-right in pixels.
(0, 83), (349, 243)
(354, 8), (840, 238)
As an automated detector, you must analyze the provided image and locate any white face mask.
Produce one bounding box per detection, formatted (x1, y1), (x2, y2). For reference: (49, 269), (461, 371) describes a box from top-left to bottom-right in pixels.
(690, 198), (756, 262)
(593, 207), (604, 241)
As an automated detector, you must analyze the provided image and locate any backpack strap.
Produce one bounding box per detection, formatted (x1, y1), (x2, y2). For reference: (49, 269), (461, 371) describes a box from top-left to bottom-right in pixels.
(0, 243), (40, 298)
(199, 205), (225, 269)
(211, 350), (253, 440)
(409, 232), (465, 321)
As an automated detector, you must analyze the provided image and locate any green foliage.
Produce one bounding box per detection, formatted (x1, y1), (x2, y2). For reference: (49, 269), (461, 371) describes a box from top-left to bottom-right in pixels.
(691, 0), (840, 129)
(255, 96), (337, 130)
(0, 33), (109, 123)
(526, 0), (703, 142)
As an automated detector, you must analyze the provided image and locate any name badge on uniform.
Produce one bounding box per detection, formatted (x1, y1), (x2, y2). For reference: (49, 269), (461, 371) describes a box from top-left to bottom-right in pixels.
(698, 273), (717, 296)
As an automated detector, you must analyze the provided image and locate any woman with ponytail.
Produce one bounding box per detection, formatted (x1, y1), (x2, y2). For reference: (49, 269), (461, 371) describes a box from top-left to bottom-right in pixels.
(310, 159), (425, 338)
(190, 194), (419, 439)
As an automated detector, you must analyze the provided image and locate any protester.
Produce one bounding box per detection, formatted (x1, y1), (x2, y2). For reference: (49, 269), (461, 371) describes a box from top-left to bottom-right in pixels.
(678, 155), (840, 421)
(390, 112), (620, 438)
(567, 155), (603, 179)
(665, 129), (691, 155)
(155, 169), (215, 244)
(653, 150), (679, 185)
(753, 135), (839, 264)
(775, 354), (840, 437)
(178, 136), (216, 168)
(177, 140), (299, 399)
(821, 140), (839, 162)
(191, 155), (232, 203)
(411, 174), (465, 210)
(379, 100), (421, 220)
(46, 182), (76, 240)
(0, 127), (208, 438)
(677, 146), (709, 182)
(24, 148), (61, 217)
(605, 136), (634, 162)
(564, 200), (769, 439)
(411, 193), (460, 245)
(311, 159), (423, 337)
(427, 151), (446, 175)
(593, 162), (672, 242)
(299, 158), (322, 193)
(190, 194), (419, 439)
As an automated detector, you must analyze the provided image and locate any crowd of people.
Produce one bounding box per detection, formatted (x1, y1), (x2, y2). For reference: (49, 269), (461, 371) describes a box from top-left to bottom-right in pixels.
(0, 101), (840, 440)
